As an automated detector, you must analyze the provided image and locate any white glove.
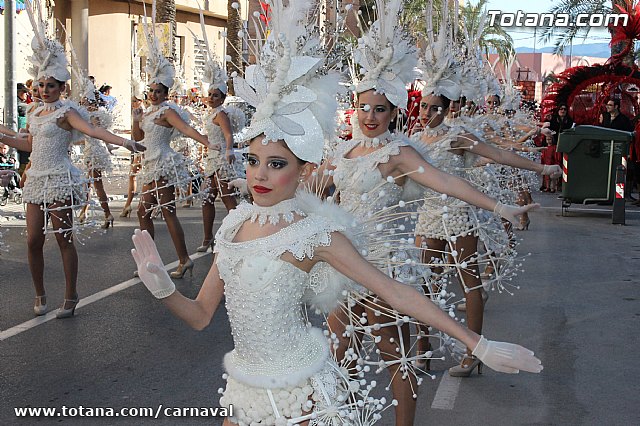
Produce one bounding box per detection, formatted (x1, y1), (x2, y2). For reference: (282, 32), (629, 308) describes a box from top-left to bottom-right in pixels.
(228, 178), (248, 196)
(493, 202), (539, 229)
(472, 336), (543, 374)
(542, 164), (562, 179)
(132, 107), (144, 123)
(131, 229), (176, 299)
(123, 139), (146, 153)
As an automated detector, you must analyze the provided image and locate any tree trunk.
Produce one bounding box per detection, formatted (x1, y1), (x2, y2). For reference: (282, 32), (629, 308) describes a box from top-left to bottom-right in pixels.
(156, 0), (177, 62)
(226, 1), (243, 95)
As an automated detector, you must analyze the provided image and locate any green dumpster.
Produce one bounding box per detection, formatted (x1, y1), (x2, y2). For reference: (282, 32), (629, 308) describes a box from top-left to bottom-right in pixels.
(556, 125), (633, 204)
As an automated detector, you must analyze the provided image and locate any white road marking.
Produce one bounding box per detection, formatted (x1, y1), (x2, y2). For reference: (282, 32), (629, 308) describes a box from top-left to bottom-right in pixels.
(0, 251), (211, 341)
(431, 372), (461, 410)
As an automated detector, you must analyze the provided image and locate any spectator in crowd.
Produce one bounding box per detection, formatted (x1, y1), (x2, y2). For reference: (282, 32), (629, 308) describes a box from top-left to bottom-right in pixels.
(24, 79), (34, 103)
(549, 103), (574, 144)
(601, 98), (636, 200)
(540, 104), (573, 192)
(99, 84), (117, 111)
(17, 84), (29, 130)
(601, 98), (633, 131)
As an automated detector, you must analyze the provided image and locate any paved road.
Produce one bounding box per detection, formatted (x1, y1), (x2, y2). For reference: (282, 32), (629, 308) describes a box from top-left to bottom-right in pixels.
(0, 191), (638, 425)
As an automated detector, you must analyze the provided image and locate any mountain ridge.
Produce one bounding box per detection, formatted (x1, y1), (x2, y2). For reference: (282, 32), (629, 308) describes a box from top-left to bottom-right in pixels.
(515, 43), (610, 58)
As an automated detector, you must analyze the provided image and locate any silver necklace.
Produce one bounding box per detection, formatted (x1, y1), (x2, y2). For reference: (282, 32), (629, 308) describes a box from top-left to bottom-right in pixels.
(421, 123), (449, 137)
(357, 130), (393, 148)
(249, 197), (306, 226)
(146, 102), (167, 113)
(42, 100), (63, 111)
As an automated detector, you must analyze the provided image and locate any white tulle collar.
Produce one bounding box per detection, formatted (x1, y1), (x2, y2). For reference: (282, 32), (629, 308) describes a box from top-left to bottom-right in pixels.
(249, 197), (307, 226)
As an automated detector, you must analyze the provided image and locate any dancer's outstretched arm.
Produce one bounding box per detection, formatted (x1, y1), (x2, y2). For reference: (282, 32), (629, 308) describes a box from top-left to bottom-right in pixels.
(0, 133), (31, 152)
(66, 109), (145, 152)
(453, 133), (561, 178)
(131, 230), (224, 330)
(391, 146), (539, 224)
(163, 108), (210, 147)
(317, 232), (543, 374)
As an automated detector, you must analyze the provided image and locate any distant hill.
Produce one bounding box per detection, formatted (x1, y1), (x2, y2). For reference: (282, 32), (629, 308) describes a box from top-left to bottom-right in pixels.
(516, 43), (611, 58)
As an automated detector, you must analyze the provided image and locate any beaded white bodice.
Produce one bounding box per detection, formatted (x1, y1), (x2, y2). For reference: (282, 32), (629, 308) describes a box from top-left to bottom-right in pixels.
(214, 197), (348, 387)
(421, 132), (467, 178)
(332, 138), (405, 219)
(28, 104), (75, 172)
(140, 103), (185, 161)
(204, 108), (226, 153)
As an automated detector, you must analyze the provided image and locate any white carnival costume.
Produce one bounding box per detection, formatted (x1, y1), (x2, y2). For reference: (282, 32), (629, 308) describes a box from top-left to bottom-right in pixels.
(131, 3), (543, 419)
(22, 3), (91, 234)
(414, 3), (521, 293)
(215, 194), (378, 425)
(322, 0), (457, 390)
(213, 1), (386, 423)
(136, 6), (204, 208)
(193, 13), (242, 181)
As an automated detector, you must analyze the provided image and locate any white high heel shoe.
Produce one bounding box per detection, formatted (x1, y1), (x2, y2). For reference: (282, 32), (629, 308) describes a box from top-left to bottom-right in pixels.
(34, 295), (47, 316)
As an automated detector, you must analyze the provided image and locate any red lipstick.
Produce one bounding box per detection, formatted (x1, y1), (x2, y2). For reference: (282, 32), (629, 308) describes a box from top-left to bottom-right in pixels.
(252, 186), (272, 194)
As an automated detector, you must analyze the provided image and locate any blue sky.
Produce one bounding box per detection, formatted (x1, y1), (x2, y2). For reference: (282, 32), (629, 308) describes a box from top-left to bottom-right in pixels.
(485, 0), (611, 48)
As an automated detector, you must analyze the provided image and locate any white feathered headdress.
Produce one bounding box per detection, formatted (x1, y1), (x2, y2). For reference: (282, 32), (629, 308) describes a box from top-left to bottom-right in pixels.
(192, 6), (228, 95)
(458, 9), (489, 103)
(25, 0), (71, 83)
(499, 54), (521, 111)
(232, 0), (342, 164)
(418, 0), (462, 101)
(353, 0), (417, 108)
(141, 0), (175, 90)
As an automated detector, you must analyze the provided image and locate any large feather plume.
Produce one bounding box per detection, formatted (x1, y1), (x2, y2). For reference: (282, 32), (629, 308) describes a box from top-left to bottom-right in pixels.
(353, 0), (418, 108)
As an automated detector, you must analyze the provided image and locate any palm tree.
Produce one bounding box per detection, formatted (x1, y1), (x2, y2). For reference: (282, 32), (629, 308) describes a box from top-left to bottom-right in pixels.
(403, 0), (514, 63)
(460, 0), (514, 64)
(156, 0), (177, 61)
(226, 1), (243, 95)
(538, 0), (633, 65)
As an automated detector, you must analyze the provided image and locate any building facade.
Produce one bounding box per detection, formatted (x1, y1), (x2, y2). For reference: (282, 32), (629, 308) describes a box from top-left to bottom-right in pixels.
(1, 0), (250, 125)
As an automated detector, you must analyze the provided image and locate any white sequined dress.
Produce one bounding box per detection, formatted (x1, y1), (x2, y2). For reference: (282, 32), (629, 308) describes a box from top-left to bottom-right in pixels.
(82, 109), (114, 174)
(203, 107), (235, 180)
(214, 194), (376, 425)
(23, 102), (89, 205)
(136, 102), (194, 194)
(414, 130), (509, 256)
(331, 134), (426, 287)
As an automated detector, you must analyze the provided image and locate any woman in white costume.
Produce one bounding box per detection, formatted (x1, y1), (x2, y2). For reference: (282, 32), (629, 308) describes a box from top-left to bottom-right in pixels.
(410, 12), (561, 377)
(315, 2), (538, 424)
(1, 0), (144, 318)
(195, 20), (238, 252)
(132, 6), (212, 279)
(71, 63), (116, 229)
(131, 4), (541, 424)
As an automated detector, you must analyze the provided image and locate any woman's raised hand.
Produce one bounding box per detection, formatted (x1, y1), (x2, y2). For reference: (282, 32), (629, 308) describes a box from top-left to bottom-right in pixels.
(132, 107), (144, 123)
(472, 336), (543, 374)
(131, 229), (176, 299)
